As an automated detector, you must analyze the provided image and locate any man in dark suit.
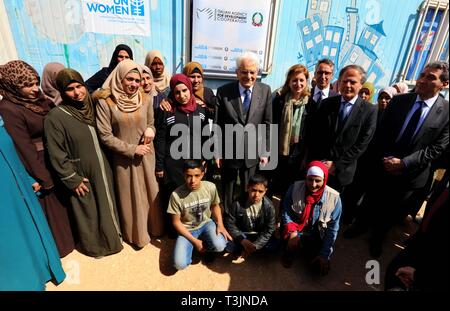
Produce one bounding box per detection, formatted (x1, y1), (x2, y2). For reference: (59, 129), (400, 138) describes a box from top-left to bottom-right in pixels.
(308, 64), (378, 194)
(308, 59), (339, 114)
(216, 52), (272, 210)
(355, 61), (449, 257)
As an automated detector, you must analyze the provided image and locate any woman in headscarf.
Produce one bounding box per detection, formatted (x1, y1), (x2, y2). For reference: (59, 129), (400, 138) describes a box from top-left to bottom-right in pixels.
(155, 74), (209, 237)
(281, 161), (342, 275)
(183, 61), (217, 122)
(272, 64), (311, 196)
(0, 115), (65, 290)
(86, 44), (133, 93)
(44, 68), (123, 258)
(41, 62), (65, 106)
(141, 64), (166, 114)
(144, 50), (171, 96)
(392, 81), (409, 94)
(359, 81), (375, 103)
(0, 60), (75, 257)
(95, 59), (164, 245)
(377, 86), (398, 113)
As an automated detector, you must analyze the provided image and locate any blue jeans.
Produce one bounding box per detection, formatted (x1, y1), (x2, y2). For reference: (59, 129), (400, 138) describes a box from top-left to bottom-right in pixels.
(173, 220), (227, 270)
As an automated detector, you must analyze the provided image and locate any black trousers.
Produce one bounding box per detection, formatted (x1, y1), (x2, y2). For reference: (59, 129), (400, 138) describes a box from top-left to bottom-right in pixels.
(221, 164), (257, 211)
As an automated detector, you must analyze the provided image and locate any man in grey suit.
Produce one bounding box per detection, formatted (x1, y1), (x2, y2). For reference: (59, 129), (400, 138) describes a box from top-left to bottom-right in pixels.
(308, 65), (378, 193)
(349, 61), (449, 257)
(216, 52), (272, 210)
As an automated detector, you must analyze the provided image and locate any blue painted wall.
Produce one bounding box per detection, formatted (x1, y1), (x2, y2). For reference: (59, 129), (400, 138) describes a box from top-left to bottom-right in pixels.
(4, 0), (425, 92)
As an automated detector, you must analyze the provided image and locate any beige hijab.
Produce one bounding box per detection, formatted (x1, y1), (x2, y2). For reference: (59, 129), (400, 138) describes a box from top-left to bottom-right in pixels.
(144, 50), (171, 93)
(102, 59), (143, 113)
(140, 64), (158, 97)
(41, 62), (65, 105)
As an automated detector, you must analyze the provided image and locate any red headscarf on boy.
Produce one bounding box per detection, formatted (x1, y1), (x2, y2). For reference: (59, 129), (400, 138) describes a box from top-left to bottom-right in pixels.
(283, 160), (329, 239)
(169, 73), (197, 114)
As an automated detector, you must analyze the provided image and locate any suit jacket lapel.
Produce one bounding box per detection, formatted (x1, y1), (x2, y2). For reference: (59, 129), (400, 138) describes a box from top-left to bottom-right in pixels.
(341, 97), (363, 133)
(246, 83), (260, 123)
(392, 93), (418, 139)
(231, 82), (245, 124)
(412, 95), (444, 145)
(331, 96), (342, 134)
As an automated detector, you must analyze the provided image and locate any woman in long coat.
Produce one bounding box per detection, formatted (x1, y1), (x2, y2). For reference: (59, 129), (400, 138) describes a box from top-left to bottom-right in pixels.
(95, 59), (164, 247)
(0, 115), (65, 290)
(0, 60), (75, 257)
(44, 68), (123, 257)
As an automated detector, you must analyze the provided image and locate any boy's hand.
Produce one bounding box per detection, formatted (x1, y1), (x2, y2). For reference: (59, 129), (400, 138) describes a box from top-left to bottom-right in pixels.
(216, 224), (233, 241)
(240, 239), (257, 257)
(193, 239), (205, 253)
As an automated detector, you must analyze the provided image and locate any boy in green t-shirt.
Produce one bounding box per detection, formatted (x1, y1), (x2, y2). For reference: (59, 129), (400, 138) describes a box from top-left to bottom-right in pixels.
(167, 160), (232, 270)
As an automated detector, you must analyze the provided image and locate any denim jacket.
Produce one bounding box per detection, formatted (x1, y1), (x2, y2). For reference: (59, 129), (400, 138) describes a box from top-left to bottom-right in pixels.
(282, 182), (342, 260)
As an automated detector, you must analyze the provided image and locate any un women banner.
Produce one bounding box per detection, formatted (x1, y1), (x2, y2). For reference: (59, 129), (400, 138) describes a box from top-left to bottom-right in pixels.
(82, 0), (151, 36)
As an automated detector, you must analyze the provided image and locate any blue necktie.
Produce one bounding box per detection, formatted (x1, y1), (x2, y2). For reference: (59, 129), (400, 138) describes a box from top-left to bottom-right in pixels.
(397, 101), (424, 148)
(338, 101), (350, 131)
(243, 89), (251, 113)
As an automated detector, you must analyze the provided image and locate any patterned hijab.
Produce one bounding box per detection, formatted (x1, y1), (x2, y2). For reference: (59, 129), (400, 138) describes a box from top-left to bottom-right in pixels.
(183, 61), (205, 103)
(169, 74), (197, 114)
(144, 50), (171, 93)
(41, 62), (65, 106)
(0, 60), (49, 115)
(102, 59), (143, 113)
(56, 68), (96, 126)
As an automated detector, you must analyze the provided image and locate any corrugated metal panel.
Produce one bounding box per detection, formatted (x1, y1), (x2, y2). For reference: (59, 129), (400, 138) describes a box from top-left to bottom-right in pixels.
(1, 0), (182, 80)
(0, 0), (18, 63)
(2, 0), (439, 92)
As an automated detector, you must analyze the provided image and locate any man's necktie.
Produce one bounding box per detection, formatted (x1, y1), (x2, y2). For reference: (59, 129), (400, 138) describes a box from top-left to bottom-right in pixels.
(338, 101), (350, 131)
(397, 101), (424, 149)
(243, 89), (251, 113)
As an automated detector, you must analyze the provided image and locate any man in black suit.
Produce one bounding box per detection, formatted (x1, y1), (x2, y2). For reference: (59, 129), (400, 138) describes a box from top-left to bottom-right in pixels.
(308, 64), (378, 194)
(216, 52), (272, 210)
(354, 61), (449, 257)
(308, 59), (339, 114)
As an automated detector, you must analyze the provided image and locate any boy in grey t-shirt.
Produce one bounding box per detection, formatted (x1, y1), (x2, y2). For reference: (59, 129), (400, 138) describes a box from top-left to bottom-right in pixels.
(168, 160), (232, 270)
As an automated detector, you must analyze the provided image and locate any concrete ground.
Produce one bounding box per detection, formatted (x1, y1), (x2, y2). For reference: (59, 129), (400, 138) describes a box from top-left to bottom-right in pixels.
(46, 218), (419, 291)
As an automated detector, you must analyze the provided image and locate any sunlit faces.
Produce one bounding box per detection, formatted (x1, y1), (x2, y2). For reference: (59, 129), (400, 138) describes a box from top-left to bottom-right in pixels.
(339, 68), (363, 101)
(141, 72), (154, 93)
(19, 80), (40, 100)
(247, 183), (267, 205)
(173, 83), (191, 105)
(64, 82), (87, 101)
(359, 88), (371, 101)
(122, 71), (141, 95)
(314, 63), (333, 90)
(150, 57), (164, 78)
(289, 72), (307, 98)
(377, 92), (392, 111)
(415, 67), (449, 100)
(306, 175), (324, 193)
(184, 167), (204, 191)
(236, 59), (258, 89)
(188, 73), (203, 91)
(117, 50), (130, 62)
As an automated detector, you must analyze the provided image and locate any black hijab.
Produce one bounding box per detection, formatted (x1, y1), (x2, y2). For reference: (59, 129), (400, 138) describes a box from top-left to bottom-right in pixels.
(56, 69), (96, 126)
(108, 44), (134, 71)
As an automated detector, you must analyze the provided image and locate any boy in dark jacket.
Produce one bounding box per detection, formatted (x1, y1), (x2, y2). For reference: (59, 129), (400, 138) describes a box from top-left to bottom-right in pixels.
(224, 174), (278, 257)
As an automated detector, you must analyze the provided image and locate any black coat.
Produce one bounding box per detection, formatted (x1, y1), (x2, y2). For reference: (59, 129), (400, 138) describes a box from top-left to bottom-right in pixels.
(224, 196), (276, 250)
(308, 95), (378, 186)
